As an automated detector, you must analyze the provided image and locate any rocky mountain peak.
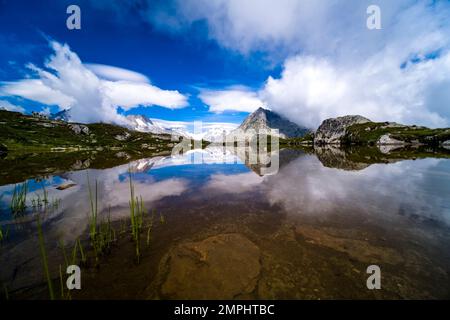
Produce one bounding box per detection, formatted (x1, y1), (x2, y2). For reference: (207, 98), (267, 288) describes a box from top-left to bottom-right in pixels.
(236, 107), (311, 139)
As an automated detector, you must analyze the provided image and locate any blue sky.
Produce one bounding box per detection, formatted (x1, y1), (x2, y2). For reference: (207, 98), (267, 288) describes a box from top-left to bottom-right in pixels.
(0, 0), (275, 124)
(1, 0), (450, 129)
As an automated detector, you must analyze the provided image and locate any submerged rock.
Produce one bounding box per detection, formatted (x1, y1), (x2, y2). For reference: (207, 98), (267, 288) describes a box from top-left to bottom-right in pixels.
(314, 115), (371, 145)
(156, 233), (261, 299)
(56, 183), (77, 190)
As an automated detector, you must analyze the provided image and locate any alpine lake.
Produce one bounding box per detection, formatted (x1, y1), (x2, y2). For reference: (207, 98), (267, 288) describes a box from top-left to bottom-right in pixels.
(1, 144), (450, 300)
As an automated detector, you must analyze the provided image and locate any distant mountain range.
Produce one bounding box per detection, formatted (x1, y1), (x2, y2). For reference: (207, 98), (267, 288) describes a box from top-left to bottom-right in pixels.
(49, 107), (313, 142)
(50, 109), (237, 142)
(48, 107), (450, 148)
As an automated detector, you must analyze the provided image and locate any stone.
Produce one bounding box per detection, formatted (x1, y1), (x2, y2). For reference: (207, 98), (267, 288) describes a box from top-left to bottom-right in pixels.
(69, 124), (89, 135)
(158, 233), (261, 299)
(314, 115), (371, 145)
(377, 134), (406, 145)
(114, 132), (131, 141)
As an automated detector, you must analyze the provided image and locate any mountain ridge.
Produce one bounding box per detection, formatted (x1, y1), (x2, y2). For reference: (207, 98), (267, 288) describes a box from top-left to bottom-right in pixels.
(230, 107), (311, 139)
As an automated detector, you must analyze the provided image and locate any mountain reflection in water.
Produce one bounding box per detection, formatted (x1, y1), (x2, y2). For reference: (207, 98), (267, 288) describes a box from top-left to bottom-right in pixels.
(0, 146), (449, 299)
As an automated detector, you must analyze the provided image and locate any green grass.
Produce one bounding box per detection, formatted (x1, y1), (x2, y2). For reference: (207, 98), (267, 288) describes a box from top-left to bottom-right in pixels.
(0, 225), (8, 243)
(128, 170), (145, 262)
(10, 181), (28, 215)
(36, 215), (55, 300)
(0, 109), (178, 153)
(86, 174), (117, 263)
(343, 122), (450, 146)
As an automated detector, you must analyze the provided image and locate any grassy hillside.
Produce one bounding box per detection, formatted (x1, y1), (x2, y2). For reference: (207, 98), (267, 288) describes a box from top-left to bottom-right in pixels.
(342, 122), (450, 146)
(0, 110), (180, 153)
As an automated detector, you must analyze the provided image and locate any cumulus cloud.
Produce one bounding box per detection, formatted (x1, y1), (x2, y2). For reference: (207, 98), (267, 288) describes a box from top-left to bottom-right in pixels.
(0, 41), (188, 124)
(0, 79), (75, 109)
(199, 86), (265, 113)
(0, 99), (25, 113)
(164, 0), (450, 128)
(262, 53), (450, 128)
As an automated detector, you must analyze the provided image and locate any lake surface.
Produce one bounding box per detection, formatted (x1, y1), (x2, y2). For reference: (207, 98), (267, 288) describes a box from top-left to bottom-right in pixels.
(1, 146), (450, 299)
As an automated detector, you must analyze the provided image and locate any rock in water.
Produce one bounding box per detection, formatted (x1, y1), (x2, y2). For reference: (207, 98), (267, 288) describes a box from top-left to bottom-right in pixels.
(314, 115), (371, 145)
(157, 233), (261, 299)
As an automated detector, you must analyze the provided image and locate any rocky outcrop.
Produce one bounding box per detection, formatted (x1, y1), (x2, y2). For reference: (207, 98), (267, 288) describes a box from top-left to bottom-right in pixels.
(114, 132), (131, 141)
(231, 107), (311, 139)
(377, 134), (407, 145)
(68, 124), (89, 135)
(314, 115), (371, 145)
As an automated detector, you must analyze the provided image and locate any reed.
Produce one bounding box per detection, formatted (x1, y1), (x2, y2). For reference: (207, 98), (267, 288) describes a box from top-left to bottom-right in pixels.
(77, 239), (86, 264)
(128, 170), (145, 262)
(87, 173), (98, 241)
(10, 182), (28, 215)
(59, 264), (65, 299)
(0, 226), (4, 243)
(3, 284), (8, 300)
(36, 215), (55, 300)
(146, 225), (152, 247)
(59, 239), (69, 269)
(71, 240), (78, 266)
(41, 182), (48, 206)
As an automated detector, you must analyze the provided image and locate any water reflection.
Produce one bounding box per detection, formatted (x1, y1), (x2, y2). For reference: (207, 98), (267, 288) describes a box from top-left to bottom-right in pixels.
(1, 145), (450, 299)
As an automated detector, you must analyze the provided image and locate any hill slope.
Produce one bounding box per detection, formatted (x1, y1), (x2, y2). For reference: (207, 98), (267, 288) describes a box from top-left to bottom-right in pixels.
(0, 110), (179, 154)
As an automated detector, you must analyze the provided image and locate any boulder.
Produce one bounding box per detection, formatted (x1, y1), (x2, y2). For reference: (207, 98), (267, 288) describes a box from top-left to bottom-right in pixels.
(157, 233), (261, 299)
(377, 134), (406, 145)
(69, 124), (89, 135)
(314, 115), (371, 145)
(114, 132), (131, 141)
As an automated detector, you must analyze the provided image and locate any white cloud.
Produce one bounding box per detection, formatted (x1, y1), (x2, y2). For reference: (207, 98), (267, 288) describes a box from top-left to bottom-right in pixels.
(103, 80), (187, 110)
(0, 79), (75, 109)
(199, 86), (265, 113)
(0, 100), (25, 113)
(164, 0), (450, 128)
(85, 63), (151, 83)
(262, 53), (450, 129)
(0, 41), (188, 124)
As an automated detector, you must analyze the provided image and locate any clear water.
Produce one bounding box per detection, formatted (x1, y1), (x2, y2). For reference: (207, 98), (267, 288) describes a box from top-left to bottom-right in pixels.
(1, 147), (450, 299)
